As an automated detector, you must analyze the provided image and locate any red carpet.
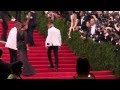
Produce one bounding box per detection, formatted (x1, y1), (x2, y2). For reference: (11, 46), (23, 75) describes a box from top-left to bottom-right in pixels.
(0, 21), (117, 79)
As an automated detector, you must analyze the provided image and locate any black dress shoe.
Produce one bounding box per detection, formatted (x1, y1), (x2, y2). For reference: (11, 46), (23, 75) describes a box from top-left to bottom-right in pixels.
(48, 65), (54, 68)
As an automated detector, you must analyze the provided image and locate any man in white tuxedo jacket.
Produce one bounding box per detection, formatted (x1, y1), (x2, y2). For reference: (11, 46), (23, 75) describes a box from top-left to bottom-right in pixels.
(5, 22), (23, 63)
(45, 21), (62, 72)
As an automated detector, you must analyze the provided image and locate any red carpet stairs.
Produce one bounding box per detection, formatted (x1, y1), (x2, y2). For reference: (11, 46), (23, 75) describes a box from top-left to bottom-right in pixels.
(0, 21), (118, 79)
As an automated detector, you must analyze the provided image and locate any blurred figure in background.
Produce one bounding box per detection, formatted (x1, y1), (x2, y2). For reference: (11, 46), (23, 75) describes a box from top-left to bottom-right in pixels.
(0, 48), (11, 79)
(15, 11), (21, 22)
(0, 11), (13, 43)
(73, 57), (95, 79)
(7, 60), (23, 79)
(26, 11), (36, 46)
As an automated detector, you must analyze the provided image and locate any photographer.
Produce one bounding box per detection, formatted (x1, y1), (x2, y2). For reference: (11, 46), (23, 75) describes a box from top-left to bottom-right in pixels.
(96, 24), (106, 43)
(89, 15), (98, 40)
(112, 17), (120, 52)
(79, 11), (90, 40)
(114, 23), (120, 32)
(114, 39), (120, 52)
(104, 27), (111, 42)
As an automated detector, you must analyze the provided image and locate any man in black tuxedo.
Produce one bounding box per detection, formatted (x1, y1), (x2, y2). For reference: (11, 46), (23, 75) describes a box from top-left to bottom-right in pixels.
(79, 11), (90, 39)
(0, 48), (11, 79)
(0, 11), (12, 42)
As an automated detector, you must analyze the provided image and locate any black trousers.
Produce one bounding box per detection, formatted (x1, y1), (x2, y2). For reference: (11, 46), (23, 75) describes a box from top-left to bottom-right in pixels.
(1, 21), (8, 41)
(8, 48), (17, 63)
(47, 46), (58, 68)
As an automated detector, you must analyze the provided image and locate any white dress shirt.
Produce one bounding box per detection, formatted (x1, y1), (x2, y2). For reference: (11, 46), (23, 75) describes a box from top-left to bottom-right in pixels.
(91, 24), (96, 35)
(81, 16), (85, 25)
(5, 27), (17, 50)
(45, 26), (62, 47)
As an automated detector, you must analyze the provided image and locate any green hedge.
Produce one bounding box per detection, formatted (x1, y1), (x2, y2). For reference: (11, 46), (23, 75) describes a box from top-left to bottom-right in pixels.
(9, 11), (27, 21)
(9, 11), (120, 76)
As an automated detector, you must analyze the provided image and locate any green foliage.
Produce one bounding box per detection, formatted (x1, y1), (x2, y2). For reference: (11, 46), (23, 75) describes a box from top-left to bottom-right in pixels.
(9, 11), (16, 17)
(36, 11), (48, 37)
(21, 11), (28, 21)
